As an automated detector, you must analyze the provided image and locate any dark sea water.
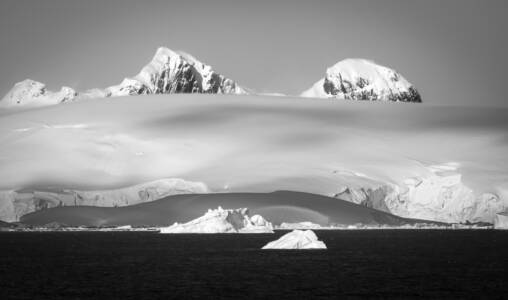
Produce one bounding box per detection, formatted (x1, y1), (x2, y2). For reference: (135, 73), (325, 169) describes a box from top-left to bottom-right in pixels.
(1, 230), (507, 299)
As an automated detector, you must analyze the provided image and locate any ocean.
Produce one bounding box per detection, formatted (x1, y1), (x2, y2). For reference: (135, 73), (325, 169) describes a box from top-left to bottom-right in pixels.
(1, 230), (507, 299)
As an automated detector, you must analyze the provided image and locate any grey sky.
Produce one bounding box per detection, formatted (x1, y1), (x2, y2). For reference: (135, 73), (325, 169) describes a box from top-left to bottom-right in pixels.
(0, 0), (507, 105)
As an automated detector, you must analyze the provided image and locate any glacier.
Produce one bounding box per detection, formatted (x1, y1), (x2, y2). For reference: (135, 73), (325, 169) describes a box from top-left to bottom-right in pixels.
(301, 58), (421, 102)
(159, 207), (274, 234)
(262, 230), (327, 249)
(0, 178), (208, 222)
(334, 163), (505, 224)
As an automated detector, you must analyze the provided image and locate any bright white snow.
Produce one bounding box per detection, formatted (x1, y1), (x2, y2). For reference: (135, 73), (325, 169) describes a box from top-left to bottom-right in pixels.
(262, 230), (327, 249)
(159, 207), (274, 233)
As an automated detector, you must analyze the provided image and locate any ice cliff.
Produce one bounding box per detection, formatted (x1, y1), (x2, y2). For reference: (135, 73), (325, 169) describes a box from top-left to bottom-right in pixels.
(334, 163), (505, 224)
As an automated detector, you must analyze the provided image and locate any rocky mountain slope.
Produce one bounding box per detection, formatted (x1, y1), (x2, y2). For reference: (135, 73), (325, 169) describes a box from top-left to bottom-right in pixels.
(301, 59), (421, 102)
(105, 48), (247, 97)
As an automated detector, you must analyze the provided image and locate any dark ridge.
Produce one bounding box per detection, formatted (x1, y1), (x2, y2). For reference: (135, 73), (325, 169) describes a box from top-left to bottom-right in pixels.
(21, 190), (443, 227)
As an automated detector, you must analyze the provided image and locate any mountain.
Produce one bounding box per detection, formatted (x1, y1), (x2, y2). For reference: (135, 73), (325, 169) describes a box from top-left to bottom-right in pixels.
(0, 79), (78, 108)
(0, 47), (247, 108)
(301, 59), (421, 102)
(105, 48), (247, 97)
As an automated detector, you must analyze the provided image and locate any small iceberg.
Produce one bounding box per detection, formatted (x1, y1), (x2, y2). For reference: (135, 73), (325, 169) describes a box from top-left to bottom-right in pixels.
(262, 230), (327, 249)
(278, 221), (323, 230)
(160, 207), (274, 234)
(115, 225), (133, 230)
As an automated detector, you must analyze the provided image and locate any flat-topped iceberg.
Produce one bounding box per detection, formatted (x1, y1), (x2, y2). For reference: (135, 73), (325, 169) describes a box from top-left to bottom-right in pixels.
(159, 207), (273, 234)
(262, 230), (327, 249)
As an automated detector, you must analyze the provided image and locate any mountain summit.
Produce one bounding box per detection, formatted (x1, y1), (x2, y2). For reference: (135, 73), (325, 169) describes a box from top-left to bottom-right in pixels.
(105, 47), (247, 97)
(301, 59), (421, 102)
(0, 47), (247, 108)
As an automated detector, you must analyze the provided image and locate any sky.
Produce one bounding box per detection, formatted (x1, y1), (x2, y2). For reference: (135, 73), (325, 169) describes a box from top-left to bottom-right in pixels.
(0, 0), (507, 105)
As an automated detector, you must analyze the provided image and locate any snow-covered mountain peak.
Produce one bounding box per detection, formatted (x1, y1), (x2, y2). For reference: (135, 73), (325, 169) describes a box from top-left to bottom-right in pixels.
(1, 47), (248, 108)
(302, 58), (421, 102)
(107, 46), (247, 97)
(0, 79), (77, 108)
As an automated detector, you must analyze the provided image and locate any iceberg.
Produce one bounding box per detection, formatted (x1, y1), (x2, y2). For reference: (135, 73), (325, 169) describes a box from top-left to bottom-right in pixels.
(262, 230), (327, 249)
(159, 207), (273, 234)
(115, 225), (133, 230)
(278, 221), (323, 230)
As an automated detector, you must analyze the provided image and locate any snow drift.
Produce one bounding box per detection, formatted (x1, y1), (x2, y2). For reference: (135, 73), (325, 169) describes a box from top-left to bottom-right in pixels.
(262, 230), (326, 249)
(160, 206), (273, 233)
